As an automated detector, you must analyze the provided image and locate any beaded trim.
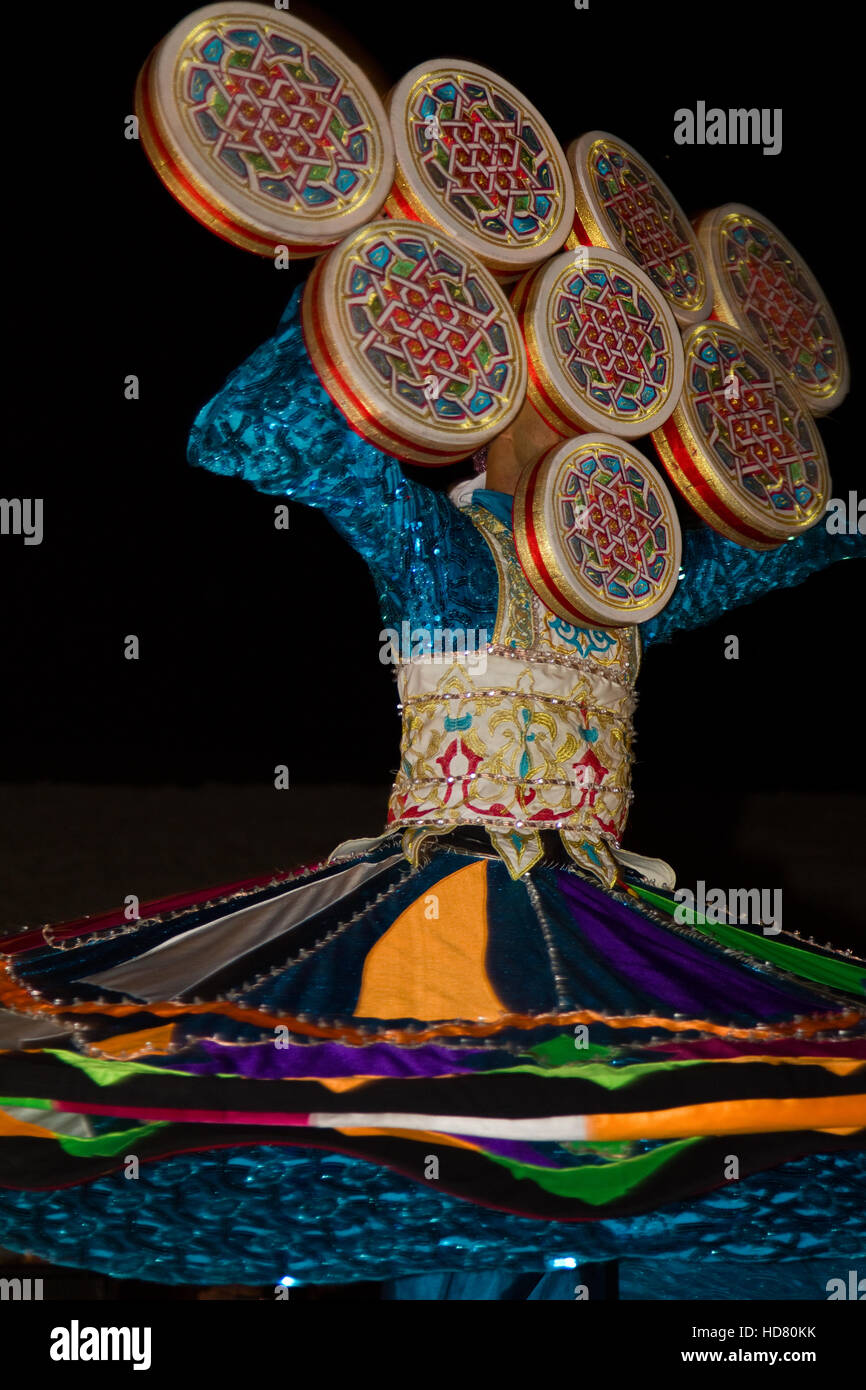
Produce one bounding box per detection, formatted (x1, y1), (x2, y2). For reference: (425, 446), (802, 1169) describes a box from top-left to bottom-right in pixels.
(484, 641), (634, 690)
(6, 852), (365, 956)
(220, 866), (417, 1003)
(398, 689), (632, 716)
(396, 642), (634, 691)
(394, 774), (633, 793)
(523, 876), (570, 1011)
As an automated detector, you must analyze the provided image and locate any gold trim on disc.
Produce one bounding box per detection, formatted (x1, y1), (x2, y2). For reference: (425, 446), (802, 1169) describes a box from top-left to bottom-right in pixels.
(694, 203), (849, 416)
(513, 435), (682, 627)
(140, 3), (395, 255)
(568, 131), (711, 326)
(387, 59), (574, 275)
(652, 320), (830, 547)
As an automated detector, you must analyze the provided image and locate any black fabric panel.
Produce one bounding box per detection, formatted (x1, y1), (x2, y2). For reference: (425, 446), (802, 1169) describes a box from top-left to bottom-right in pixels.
(2, 1051), (864, 1118)
(0, 1125), (863, 1223)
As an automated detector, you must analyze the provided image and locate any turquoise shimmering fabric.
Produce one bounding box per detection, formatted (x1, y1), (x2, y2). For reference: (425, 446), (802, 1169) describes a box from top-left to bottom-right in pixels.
(188, 284), (492, 639)
(641, 523), (863, 645)
(0, 1145), (862, 1288)
(187, 282), (864, 646)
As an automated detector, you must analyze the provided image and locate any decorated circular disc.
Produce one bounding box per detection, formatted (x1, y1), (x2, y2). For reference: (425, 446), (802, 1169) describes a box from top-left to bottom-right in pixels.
(513, 435), (682, 626)
(652, 321), (831, 549)
(385, 60), (574, 277)
(136, 4), (394, 257)
(567, 132), (711, 326)
(301, 219), (527, 466)
(513, 246), (684, 439)
(695, 204), (849, 415)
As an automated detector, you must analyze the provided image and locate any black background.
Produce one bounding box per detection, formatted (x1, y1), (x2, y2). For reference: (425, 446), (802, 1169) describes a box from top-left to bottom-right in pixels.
(3, 0), (863, 910)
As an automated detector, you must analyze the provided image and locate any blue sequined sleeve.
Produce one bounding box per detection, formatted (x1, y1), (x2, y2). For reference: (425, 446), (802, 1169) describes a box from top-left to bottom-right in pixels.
(187, 283), (498, 632)
(188, 279), (862, 644)
(641, 523), (864, 647)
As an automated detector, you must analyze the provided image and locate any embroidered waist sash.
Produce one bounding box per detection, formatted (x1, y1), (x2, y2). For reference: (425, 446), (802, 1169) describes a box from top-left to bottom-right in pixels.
(385, 505), (652, 883)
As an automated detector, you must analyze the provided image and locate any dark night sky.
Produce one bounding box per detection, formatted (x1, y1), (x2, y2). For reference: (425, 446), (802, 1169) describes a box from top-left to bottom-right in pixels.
(4, 0), (863, 808)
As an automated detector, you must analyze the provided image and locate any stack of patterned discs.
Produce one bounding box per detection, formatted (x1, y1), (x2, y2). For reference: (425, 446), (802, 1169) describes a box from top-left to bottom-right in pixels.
(513, 435), (682, 626)
(512, 245), (684, 438)
(568, 131), (712, 327)
(385, 60), (574, 281)
(653, 321), (831, 549)
(136, 3), (395, 257)
(301, 218), (527, 466)
(694, 204), (849, 416)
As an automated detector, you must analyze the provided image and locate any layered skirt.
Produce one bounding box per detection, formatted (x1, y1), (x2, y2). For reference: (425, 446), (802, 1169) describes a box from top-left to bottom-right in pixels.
(1, 836), (864, 1288)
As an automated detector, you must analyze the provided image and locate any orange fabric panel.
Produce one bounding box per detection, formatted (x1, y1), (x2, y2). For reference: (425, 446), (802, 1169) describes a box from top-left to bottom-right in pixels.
(334, 1125), (483, 1153)
(2, 959), (862, 1048)
(354, 861), (507, 1021)
(315, 1077), (375, 1093)
(0, 1109), (56, 1140)
(585, 1094), (866, 1140)
(83, 1024), (177, 1059)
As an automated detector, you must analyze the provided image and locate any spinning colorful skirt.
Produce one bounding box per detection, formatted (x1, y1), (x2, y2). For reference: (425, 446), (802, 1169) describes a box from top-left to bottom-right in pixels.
(1, 283), (864, 1297)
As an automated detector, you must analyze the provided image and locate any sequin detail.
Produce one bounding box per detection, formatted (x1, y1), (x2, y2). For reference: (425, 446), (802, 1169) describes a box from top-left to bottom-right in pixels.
(0, 1147), (863, 1287)
(187, 283), (864, 650)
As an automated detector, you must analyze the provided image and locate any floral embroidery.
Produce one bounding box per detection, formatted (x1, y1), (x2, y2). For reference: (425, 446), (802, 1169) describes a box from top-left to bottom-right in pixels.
(547, 617), (618, 656)
(386, 506), (638, 881)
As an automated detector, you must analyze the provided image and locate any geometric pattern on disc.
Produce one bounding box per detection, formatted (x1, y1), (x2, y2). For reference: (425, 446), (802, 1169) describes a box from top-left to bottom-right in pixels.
(513, 246), (684, 437)
(387, 60), (573, 275)
(567, 131), (711, 325)
(653, 322), (831, 549)
(695, 204), (849, 415)
(514, 434), (682, 626)
(138, 4), (394, 255)
(302, 220), (526, 466)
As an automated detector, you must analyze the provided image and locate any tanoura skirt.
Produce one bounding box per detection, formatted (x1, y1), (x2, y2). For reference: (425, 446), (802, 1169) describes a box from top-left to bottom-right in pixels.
(1, 835), (864, 1290)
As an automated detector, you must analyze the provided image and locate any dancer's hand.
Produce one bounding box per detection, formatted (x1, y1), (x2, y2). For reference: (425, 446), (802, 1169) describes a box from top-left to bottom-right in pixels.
(485, 398), (561, 495)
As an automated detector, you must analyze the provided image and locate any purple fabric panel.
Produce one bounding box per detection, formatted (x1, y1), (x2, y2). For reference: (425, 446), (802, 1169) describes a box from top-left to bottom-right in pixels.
(553, 871), (829, 1020)
(453, 1136), (569, 1168)
(178, 1039), (500, 1080)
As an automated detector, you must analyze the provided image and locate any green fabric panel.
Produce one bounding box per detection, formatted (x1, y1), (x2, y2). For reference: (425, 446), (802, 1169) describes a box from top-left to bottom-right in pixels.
(483, 1135), (701, 1203)
(0, 1100), (167, 1154)
(57, 1121), (169, 1157)
(487, 1059), (710, 1088)
(529, 1037), (614, 1066)
(42, 1050), (232, 1086)
(628, 886), (866, 996)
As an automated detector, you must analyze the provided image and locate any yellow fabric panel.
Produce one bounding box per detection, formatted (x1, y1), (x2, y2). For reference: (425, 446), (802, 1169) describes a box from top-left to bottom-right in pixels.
(354, 860), (506, 1021)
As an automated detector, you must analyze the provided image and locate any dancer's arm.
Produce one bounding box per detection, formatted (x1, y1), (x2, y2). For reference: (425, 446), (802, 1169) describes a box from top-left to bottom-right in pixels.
(187, 283), (498, 629)
(640, 522), (864, 648)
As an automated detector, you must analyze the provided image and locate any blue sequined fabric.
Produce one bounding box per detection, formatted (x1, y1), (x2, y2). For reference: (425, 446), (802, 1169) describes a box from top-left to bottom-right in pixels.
(642, 523), (864, 645)
(188, 285), (494, 638)
(188, 282), (864, 646)
(1, 1146), (863, 1289)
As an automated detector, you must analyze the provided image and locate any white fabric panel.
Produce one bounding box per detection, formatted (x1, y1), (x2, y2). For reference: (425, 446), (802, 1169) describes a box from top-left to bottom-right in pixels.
(0, 1007), (73, 1049)
(1, 1105), (94, 1139)
(80, 855), (404, 1003)
(311, 1111), (589, 1140)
